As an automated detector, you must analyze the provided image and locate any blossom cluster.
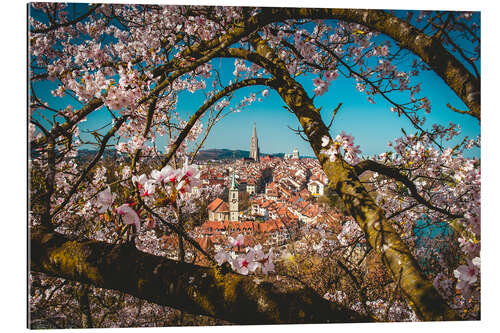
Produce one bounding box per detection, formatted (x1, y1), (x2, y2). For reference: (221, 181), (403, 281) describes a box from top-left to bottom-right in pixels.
(95, 161), (202, 232)
(312, 70), (339, 96)
(453, 257), (480, 299)
(321, 132), (362, 164)
(137, 161), (201, 197)
(214, 235), (275, 275)
(370, 130), (480, 313)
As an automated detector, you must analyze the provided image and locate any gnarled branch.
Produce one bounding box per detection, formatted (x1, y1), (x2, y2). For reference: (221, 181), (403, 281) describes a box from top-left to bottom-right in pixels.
(30, 227), (372, 325)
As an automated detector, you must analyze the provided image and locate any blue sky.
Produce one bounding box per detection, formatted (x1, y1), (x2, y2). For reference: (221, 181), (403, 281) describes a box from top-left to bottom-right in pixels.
(187, 61), (480, 158)
(148, 53), (480, 158)
(30, 5), (481, 159)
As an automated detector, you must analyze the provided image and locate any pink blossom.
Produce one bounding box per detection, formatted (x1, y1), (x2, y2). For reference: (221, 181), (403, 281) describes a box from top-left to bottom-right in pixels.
(151, 166), (171, 184)
(324, 70), (339, 82)
(228, 234), (244, 247)
(312, 77), (329, 96)
(214, 250), (232, 265)
(132, 174), (148, 189)
(454, 260), (479, 298)
(253, 247), (275, 274)
(116, 204), (141, 231)
(472, 257), (480, 267)
(141, 180), (156, 197)
(96, 187), (114, 213)
(232, 252), (259, 275)
(176, 162), (201, 194)
(321, 136), (330, 147)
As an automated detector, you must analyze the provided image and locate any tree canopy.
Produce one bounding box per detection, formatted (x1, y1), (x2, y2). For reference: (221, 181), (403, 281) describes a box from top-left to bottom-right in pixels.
(28, 2), (480, 328)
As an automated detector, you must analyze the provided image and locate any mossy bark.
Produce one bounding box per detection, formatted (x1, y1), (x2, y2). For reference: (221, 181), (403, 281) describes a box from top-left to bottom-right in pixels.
(30, 227), (372, 325)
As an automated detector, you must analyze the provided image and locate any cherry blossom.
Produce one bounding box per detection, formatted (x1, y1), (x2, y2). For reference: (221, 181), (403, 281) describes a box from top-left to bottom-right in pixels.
(116, 204), (141, 231)
(150, 165), (176, 185)
(141, 180), (156, 197)
(96, 187), (114, 213)
(28, 3), (480, 325)
(232, 251), (260, 275)
(228, 234), (245, 248)
(132, 174), (148, 189)
(454, 259), (479, 299)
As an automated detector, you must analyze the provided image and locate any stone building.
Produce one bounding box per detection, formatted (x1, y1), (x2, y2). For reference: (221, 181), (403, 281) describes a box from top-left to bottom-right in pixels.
(229, 166), (239, 221)
(249, 123), (260, 162)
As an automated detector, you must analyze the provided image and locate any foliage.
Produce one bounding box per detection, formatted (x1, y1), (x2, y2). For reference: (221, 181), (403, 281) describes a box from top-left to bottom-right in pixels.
(29, 3), (480, 327)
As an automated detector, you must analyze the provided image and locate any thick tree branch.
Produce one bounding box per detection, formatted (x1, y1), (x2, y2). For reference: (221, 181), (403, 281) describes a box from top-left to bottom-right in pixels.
(30, 227), (372, 325)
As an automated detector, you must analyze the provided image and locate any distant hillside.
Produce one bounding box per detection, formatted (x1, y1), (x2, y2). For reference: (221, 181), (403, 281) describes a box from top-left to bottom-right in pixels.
(77, 148), (122, 159)
(45, 148), (312, 163)
(194, 149), (290, 161)
(194, 149), (250, 161)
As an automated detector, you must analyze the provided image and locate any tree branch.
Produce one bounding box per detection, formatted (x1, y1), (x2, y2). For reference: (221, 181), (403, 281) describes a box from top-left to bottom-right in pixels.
(30, 227), (372, 325)
(31, 4), (101, 34)
(353, 159), (463, 219)
(161, 77), (275, 168)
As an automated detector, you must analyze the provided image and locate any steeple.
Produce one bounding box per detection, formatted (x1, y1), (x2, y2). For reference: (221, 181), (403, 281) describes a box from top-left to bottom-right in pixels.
(250, 122), (260, 162)
(231, 163), (237, 190)
(229, 161), (239, 221)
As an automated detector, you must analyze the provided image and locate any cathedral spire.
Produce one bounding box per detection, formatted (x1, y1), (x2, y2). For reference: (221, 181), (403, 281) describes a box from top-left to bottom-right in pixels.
(250, 123), (260, 162)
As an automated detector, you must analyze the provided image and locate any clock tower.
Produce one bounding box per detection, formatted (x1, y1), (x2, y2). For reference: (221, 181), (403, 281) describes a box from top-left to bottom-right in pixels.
(229, 166), (239, 222)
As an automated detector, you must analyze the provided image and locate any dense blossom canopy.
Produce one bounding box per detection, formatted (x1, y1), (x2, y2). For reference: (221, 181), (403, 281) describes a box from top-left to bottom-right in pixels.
(29, 2), (480, 327)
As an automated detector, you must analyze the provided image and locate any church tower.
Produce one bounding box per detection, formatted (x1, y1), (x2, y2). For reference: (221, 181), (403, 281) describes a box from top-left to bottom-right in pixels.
(229, 166), (239, 222)
(249, 123), (260, 162)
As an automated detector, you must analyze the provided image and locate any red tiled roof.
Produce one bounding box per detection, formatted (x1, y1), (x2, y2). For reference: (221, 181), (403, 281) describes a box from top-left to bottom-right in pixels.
(197, 237), (214, 252)
(215, 201), (229, 212)
(202, 220), (225, 231)
(207, 198), (223, 211)
(262, 200), (273, 208)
